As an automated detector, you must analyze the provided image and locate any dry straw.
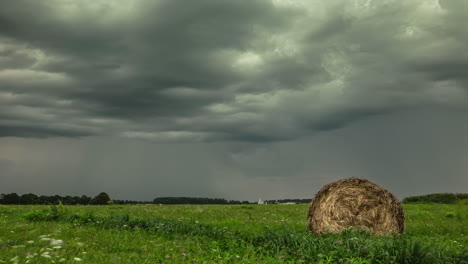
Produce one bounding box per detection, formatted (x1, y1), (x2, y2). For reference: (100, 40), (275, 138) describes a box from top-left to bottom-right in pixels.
(307, 177), (404, 236)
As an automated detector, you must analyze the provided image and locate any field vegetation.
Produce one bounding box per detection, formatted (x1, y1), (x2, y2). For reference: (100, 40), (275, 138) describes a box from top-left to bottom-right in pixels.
(0, 204), (466, 263)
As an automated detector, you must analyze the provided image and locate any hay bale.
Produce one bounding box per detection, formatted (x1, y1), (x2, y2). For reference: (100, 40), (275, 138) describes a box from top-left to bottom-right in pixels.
(307, 177), (404, 236)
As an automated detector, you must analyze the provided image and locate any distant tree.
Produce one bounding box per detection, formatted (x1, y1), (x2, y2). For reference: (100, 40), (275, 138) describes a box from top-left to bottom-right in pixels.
(20, 193), (39, 204)
(402, 193), (467, 204)
(1, 193), (21, 204)
(52, 195), (62, 204)
(152, 197), (245, 205)
(79, 195), (91, 205)
(91, 192), (111, 205)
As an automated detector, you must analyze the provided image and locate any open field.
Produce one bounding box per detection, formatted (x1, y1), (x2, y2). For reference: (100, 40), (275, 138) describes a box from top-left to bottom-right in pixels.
(0, 204), (466, 263)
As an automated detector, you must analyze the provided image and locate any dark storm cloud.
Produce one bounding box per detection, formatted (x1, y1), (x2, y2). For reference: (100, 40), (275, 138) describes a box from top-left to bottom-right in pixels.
(1, 107), (466, 201)
(0, 0), (467, 142)
(0, 125), (92, 138)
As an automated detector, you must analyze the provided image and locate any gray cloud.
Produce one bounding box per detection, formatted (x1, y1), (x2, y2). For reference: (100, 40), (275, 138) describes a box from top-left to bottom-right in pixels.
(1, 0), (466, 142)
(0, 0), (467, 200)
(1, 107), (466, 201)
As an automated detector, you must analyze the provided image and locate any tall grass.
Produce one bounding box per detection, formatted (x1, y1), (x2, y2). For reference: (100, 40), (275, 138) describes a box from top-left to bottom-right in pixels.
(22, 205), (467, 264)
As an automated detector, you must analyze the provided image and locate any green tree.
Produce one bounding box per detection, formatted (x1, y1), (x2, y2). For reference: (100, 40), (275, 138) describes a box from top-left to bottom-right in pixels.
(0, 193), (21, 204)
(20, 193), (39, 204)
(91, 192), (111, 205)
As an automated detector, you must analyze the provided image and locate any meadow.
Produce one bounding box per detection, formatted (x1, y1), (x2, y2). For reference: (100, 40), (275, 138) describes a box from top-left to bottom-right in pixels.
(0, 203), (466, 264)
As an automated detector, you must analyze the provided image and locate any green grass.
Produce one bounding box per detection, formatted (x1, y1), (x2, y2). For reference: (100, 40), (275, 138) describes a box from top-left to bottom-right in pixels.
(0, 204), (466, 263)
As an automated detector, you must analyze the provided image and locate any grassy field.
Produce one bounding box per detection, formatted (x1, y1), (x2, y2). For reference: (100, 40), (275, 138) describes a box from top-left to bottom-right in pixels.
(0, 204), (466, 263)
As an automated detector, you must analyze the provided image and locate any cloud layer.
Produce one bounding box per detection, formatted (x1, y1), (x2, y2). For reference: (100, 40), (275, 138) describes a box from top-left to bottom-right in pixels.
(1, 0), (467, 201)
(1, 0), (466, 142)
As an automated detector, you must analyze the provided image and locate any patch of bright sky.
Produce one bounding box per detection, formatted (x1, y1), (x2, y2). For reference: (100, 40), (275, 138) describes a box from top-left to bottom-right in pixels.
(232, 52), (263, 74)
(121, 131), (210, 142)
(0, 69), (70, 86)
(206, 103), (235, 114)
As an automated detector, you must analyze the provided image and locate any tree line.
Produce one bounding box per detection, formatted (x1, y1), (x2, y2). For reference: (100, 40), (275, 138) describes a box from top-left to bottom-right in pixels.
(4, 192), (466, 205)
(402, 193), (468, 204)
(0, 192), (111, 205)
(0, 193), (249, 205)
(152, 197), (249, 205)
(265, 199), (311, 204)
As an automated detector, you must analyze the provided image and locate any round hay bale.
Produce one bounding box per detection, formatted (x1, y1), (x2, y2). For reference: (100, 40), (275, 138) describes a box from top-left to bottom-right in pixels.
(307, 177), (404, 236)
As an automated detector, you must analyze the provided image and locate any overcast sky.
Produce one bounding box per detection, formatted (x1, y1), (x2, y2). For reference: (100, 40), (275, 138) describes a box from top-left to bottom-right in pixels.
(0, 0), (467, 202)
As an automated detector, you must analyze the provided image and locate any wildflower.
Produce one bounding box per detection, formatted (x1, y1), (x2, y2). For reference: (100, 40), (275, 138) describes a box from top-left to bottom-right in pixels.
(182, 253), (187, 257)
(12, 245), (26, 248)
(27, 240), (35, 244)
(50, 239), (64, 246)
(74, 257), (82, 261)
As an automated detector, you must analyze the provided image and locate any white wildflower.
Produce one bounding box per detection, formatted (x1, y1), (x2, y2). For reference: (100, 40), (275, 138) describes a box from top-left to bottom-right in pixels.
(27, 240), (35, 244)
(10, 256), (19, 263)
(74, 257), (82, 261)
(50, 239), (64, 246)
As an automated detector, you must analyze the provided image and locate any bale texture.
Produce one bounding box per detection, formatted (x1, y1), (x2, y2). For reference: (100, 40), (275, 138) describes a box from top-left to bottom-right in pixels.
(308, 177), (404, 235)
